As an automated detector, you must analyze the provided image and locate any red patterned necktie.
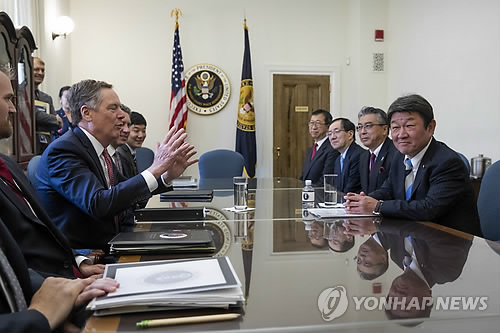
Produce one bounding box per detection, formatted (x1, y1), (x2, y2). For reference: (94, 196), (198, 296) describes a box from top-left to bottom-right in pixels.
(311, 143), (318, 160)
(0, 157), (28, 207)
(102, 150), (119, 232)
(369, 152), (376, 172)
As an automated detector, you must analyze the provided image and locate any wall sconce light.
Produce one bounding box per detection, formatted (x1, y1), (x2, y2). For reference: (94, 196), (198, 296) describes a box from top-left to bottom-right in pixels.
(52, 16), (75, 40)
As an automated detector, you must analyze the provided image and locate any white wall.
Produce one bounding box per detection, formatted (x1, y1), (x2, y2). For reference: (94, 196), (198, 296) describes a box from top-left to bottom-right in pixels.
(387, 0), (500, 162)
(30, 0), (500, 176)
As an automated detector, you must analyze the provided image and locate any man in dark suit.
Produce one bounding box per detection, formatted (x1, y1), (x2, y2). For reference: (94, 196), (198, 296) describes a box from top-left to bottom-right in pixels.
(35, 79), (198, 250)
(357, 107), (399, 194)
(0, 68), (103, 279)
(344, 94), (482, 236)
(329, 117), (365, 193)
(300, 109), (339, 185)
(0, 217), (118, 333)
(117, 111), (147, 179)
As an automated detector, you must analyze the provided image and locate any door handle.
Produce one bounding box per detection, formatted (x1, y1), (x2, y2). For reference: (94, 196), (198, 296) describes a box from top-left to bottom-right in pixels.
(276, 146), (280, 158)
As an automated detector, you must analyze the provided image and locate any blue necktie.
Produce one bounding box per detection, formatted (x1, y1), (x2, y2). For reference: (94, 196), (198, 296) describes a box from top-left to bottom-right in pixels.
(405, 159), (413, 200)
(340, 155), (345, 172)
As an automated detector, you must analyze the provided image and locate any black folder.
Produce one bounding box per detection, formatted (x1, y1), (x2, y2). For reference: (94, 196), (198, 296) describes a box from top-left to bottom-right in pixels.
(160, 189), (214, 202)
(134, 207), (205, 221)
(108, 230), (215, 254)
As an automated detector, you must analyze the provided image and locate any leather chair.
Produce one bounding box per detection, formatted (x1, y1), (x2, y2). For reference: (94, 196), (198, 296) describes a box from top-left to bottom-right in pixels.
(457, 152), (471, 173)
(477, 160), (500, 241)
(135, 147), (154, 173)
(198, 149), (245, 179)
(27, 155), (41, 186)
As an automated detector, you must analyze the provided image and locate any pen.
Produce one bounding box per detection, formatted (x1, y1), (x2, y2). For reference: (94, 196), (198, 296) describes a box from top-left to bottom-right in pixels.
(136, 313), (241, 328)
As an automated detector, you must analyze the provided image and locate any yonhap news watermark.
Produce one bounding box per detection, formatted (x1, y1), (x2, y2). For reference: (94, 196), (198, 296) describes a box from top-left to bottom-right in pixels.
(317, 286), (488, 321)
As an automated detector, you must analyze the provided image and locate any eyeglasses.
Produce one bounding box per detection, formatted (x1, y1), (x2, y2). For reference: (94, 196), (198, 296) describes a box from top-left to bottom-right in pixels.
(327, 129), (345, 137)
(308, 121), (327, 128)
(356, 123), (386, 132)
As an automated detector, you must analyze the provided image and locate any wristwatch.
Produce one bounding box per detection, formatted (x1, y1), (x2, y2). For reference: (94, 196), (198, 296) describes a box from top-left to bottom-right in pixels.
(373, 200), (384, 216)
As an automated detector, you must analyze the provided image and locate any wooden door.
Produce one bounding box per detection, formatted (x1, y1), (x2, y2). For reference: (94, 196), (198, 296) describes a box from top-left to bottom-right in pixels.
(273, 74), (330, 178)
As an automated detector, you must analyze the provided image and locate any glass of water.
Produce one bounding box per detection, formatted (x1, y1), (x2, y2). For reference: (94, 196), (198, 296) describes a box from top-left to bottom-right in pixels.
(233, 176), (248, 210)
(324, 174), (338, 206)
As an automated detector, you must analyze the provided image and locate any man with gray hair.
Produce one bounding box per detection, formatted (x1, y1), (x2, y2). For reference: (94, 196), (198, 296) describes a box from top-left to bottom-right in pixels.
(35, 79), (198, 250)
(357, 106), (398, 194)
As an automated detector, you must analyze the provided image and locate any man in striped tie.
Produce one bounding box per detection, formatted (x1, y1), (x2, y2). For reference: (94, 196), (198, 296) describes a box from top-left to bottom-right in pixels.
(344, 94), (482, 237)
(35, 79), (199, 250)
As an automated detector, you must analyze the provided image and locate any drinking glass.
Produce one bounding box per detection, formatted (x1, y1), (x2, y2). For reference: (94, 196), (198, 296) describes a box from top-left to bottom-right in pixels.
(233, 176), (248, 210)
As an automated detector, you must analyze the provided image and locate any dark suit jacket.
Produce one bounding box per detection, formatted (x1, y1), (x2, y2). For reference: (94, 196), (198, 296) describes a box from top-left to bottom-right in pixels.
(300, 140), (339, 185)
(360, 138), (400, 194)
(370, 138), (482, 236)
(117, 144), (138, 179)
(333, 141), (365, 193)
(378, 220), (472, 287)
(35, 127), (170, 250)
(0, 218), (51, 333)
(0, 154), (77, 278)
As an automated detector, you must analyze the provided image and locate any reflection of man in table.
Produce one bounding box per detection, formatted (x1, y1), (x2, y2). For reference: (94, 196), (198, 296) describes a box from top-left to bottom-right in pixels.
(307, 221), (327, 248)
(33, 57), (61, 154)
(355, 235), (388, 280)
(326, 221), (354, 253)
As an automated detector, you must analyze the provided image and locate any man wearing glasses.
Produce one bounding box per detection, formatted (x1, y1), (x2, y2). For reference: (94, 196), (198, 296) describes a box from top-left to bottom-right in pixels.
(300, 109), (339, 185)
(344, 94), (482, 237)
(329, 117), (365, 194)
(357, 107), (399, 194)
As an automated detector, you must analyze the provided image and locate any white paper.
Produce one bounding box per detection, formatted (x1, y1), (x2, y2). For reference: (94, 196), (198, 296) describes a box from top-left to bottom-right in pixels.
(110, 259), (226, 297)
(308, 208), (376, 218)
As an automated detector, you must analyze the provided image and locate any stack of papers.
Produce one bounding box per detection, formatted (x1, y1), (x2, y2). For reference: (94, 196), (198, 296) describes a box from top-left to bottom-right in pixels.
(88, 257), (244, 316)
(108, 230), (216, 255)
(308, 208), (376, 218)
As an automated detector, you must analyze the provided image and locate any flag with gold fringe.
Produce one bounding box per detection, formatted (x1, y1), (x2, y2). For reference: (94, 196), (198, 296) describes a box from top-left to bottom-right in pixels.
(169, 20), (188, 131)
(236, 19), (256, 178)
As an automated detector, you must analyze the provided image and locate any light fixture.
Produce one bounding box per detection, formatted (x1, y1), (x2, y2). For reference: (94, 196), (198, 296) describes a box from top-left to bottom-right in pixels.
(52, 16), (75, 40)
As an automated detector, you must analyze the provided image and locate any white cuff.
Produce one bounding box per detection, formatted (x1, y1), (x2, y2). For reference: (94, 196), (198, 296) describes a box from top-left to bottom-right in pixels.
(75, 255), (92, 267)
(141, 170), (159, 192)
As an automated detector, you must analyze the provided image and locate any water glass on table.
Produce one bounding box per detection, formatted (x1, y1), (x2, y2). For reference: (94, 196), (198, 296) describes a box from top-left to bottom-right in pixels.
(324, 174), (338, 206)
(233, 176), (248, 210)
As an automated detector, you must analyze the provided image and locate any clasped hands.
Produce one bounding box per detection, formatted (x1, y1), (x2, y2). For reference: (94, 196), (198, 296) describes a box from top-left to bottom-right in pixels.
(147, 127), (199, 182)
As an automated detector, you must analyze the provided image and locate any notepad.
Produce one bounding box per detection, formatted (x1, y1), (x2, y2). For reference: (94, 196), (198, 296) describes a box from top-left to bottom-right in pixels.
(308, 208), (376, 218)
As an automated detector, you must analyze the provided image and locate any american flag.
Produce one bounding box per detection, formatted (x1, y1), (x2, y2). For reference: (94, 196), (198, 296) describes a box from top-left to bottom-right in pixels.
(169, 23), (188, 131)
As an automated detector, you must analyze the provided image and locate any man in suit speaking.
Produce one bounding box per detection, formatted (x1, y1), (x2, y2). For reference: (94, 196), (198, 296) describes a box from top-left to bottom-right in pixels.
(35, 79), (198, 250)
(344, 94), (482, 236)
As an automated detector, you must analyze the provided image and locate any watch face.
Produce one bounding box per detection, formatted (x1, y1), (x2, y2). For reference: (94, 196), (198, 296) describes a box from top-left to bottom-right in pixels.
(185, 64), (230, 115)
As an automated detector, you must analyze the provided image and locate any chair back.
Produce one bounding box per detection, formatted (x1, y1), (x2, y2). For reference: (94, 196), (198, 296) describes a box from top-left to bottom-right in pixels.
(27, 155), (41, 185)
(477, 160), (500, 241)
(135, 147), (155, 173)
(198, 149), (245, 179)
(457, 152), (471, 173)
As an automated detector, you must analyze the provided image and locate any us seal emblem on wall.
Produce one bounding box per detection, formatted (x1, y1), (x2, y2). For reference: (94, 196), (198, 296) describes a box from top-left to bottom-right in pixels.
(185, 64), (230, 115)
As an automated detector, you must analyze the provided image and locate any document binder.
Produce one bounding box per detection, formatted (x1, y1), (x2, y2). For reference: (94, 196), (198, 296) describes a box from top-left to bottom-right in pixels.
(134, 207), (205, 221)
(160, 189), (214, 202)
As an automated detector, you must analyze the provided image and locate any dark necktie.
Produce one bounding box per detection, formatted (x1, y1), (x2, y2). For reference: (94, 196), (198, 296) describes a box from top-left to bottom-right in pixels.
(405, 159), (414, 201)
(102, 150), (120, 232)
(369, 152), (376, 172)
(0, 157), (27, 207)
(311, 143), (318, 160)
(114, 153), (123, 175)
(0, 248), (27, 312)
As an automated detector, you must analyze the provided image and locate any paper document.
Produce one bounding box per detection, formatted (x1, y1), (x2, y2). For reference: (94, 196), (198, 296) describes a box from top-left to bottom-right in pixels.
(308, 208), (376, 218)
(111, 259), (226, 297)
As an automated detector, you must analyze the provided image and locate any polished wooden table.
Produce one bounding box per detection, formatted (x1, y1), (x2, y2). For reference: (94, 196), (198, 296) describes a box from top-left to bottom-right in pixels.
(84, 178), (500, 332)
